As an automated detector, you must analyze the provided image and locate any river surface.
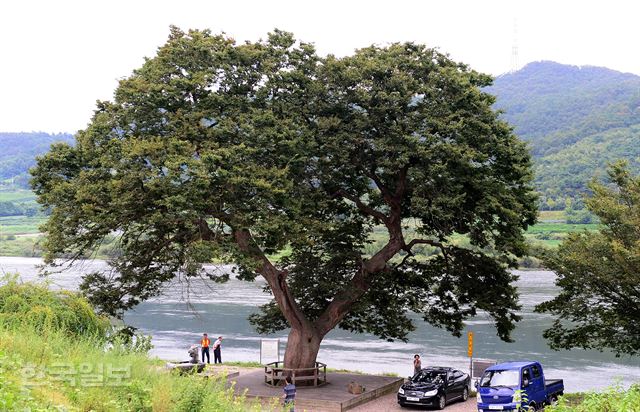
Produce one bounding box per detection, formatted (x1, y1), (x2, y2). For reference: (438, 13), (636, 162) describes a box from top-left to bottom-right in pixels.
(1, 256), (638, 392)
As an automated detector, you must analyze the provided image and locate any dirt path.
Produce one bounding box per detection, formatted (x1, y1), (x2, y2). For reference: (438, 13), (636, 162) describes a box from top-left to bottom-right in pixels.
(350, 392), (477, 412)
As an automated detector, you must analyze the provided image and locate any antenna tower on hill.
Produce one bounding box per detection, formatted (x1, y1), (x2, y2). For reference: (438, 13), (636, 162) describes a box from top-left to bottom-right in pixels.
(510, 18), (520, 73)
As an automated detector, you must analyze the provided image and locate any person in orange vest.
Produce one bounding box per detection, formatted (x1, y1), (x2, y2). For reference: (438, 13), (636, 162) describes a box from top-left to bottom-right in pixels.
(201, 333), (211, 364)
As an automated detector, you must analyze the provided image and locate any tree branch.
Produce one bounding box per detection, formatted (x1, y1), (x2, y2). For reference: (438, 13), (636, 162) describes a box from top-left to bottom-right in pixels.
(405, 238), (445, 251)
(231, 228), (311, 331)
(394, 163), (410, 199)
(314, 236), (403, 336)
(364, 169), (393, 202)
(333, 189), (388, 223)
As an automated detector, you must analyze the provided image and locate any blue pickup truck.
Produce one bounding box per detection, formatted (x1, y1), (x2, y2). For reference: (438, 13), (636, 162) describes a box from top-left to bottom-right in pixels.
(476, 361), (564, 411)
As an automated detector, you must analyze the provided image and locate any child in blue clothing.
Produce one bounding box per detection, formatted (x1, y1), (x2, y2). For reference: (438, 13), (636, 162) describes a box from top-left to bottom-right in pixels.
(282, 375), (296, 411)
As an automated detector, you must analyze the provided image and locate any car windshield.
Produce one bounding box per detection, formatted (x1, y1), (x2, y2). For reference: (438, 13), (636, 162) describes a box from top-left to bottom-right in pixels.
(413, 370), (446, 384)
(480, 370), (520, 387)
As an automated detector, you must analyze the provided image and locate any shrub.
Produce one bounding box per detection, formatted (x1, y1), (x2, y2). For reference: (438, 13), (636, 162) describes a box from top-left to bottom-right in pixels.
(0, 277), (262, 411)
(0, 274), (110, 338)
(547, 383), (640, 411)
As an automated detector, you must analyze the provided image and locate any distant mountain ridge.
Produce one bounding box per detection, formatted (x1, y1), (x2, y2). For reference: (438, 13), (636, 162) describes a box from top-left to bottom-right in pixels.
(489, 61), (640, 155)
(487, 61), (640, 207)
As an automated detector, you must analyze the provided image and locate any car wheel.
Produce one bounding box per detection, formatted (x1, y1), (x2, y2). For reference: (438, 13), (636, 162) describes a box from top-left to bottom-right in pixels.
(437, 394), (446, 410)
(462, 387), (469, 401)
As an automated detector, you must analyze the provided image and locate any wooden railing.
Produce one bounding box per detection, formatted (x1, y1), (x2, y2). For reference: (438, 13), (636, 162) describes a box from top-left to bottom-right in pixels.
(264, 361), (327, 387)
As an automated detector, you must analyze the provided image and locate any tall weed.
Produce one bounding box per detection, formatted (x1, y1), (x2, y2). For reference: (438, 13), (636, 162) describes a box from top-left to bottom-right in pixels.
(0, 278), (267, 411)
(547, 383), (640, 412)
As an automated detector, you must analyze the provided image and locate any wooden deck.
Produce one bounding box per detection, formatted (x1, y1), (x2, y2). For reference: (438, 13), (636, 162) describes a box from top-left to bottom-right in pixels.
(230, 370), (403, 412)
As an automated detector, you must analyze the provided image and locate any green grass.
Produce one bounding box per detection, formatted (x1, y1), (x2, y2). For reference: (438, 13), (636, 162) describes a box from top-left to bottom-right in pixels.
(526, 222), (599, 234)
(0, 278), (272, 411)
(0, 231), (123, 259)
(524, 222), (600, 250)
(547, 384), (640, 411)
(326, 367), (365, 374)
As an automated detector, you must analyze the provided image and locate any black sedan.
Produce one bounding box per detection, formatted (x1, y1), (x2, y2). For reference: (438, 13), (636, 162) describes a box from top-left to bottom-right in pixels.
(397, 367), (470, 409)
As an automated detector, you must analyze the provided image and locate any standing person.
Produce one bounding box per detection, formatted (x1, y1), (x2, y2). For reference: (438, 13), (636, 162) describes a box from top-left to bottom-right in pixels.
(200, 333), (211, 364)
(413, 354), (422, 376)
(282, 375), (296, 411)
(213, 336), (223, 364)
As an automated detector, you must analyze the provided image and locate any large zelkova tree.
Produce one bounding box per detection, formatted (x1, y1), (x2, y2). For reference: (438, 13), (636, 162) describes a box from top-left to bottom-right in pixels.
(32, 27), (537, 369)
(537, 162), (640, 356)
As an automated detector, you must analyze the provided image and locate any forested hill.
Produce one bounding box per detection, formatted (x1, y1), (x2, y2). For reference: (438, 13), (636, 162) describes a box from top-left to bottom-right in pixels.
(487, 61), (640, 208)
(0, 132), (74, 188)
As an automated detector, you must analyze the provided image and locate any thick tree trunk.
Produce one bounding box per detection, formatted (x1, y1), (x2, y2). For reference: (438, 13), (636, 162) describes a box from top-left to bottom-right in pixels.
(231, 227), (405, 371)
(231, 230), (323, 369)
(283, 324), (322, 369)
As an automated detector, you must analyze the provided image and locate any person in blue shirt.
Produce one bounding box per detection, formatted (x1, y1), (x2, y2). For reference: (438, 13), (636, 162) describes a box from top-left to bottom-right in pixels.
(282, 375), (296, 411)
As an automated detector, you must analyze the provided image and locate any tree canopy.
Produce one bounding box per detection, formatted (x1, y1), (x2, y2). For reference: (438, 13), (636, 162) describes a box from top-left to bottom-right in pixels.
(537, 162), (640, 356)
(32, 27), (537, 368)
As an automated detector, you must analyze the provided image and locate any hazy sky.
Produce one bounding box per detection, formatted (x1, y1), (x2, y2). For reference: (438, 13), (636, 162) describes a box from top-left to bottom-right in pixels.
(1, 0), (639, 133)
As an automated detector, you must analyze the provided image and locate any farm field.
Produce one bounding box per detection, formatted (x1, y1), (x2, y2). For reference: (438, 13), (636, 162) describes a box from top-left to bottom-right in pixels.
(0, 189), (37, 202)
(0, 215), (45, 235)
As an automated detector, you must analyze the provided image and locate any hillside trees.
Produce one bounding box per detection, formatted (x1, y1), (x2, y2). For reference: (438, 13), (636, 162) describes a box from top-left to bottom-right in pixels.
(0, 132), (74, 188)
(32, 27), (537, 368)
(488, 62), (640, 208)
(537, 162), (640, 356)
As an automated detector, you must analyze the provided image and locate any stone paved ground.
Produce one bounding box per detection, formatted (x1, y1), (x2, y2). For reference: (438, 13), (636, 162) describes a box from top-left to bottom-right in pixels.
(350, 393), (477, 412)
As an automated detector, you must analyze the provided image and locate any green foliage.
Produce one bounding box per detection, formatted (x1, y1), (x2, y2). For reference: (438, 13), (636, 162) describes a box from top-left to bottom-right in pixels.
(0, 274), (110, 339)
(0, 201), (27, 217)
(108, 326), (155, 355)
(489, 61), (640, 206)
(489, 61), (640, 156)
(0, 280), (262, 411)
(31, 27), (536, 352)
(535, 125), (640, 203)
(0, 189), (42, 219)
(537, 162), (640, 356)
(6, 61), (640, 213)
(0, 133), (74, 188)
(547, 384), (640, 412)
(564, 207), (596, 225)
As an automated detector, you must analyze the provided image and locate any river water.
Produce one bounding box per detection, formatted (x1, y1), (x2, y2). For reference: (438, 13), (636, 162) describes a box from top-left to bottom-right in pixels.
(1, 256), (638, 392)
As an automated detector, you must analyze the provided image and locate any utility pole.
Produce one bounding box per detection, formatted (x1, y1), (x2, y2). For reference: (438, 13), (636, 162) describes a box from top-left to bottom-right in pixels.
(510, 18), (519, 73)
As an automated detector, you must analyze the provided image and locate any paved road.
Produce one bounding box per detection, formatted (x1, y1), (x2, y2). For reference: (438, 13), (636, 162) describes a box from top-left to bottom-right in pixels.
(351, 392), (477, 412)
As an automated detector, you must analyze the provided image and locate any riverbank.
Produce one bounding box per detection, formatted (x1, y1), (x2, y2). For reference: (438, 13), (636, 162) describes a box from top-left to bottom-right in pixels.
(1, 278), (638, 411)
(2, 256), (639, 393)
